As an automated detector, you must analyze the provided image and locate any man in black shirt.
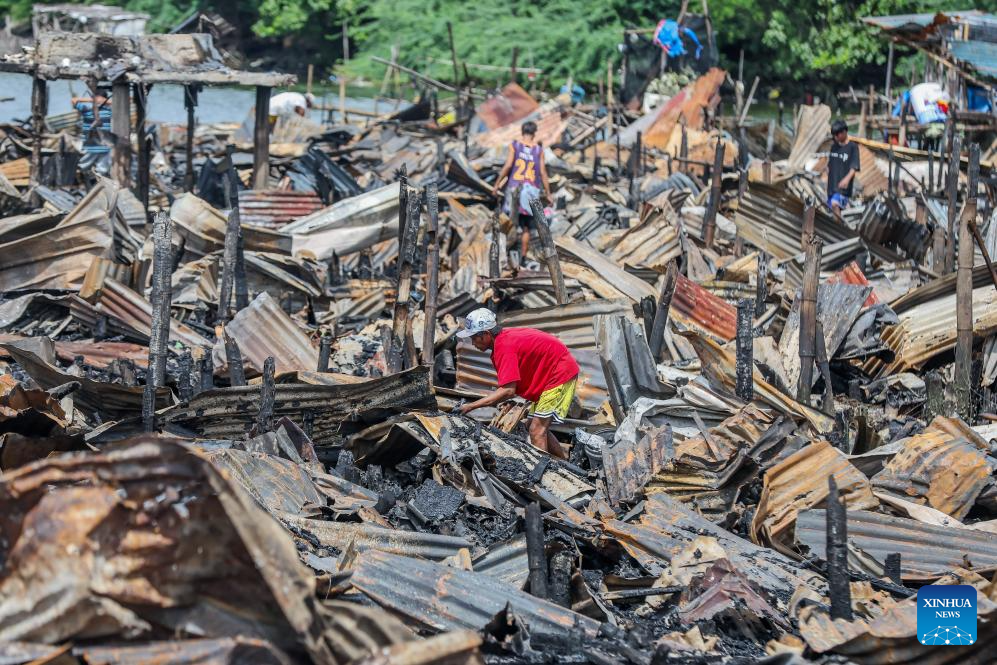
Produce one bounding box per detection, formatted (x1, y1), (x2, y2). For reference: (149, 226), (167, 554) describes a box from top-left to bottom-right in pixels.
(827, 119), (860, 220)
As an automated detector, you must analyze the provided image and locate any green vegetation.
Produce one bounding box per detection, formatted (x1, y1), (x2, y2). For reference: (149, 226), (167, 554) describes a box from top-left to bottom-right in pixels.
(4, 0), (997, 94)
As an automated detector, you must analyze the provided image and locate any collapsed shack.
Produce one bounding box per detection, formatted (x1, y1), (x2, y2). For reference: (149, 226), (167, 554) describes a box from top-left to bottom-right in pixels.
(4, 18), (997, 665)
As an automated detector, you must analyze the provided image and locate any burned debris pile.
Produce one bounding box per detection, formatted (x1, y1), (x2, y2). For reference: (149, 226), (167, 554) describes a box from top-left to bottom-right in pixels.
(3, 17), (997, 665)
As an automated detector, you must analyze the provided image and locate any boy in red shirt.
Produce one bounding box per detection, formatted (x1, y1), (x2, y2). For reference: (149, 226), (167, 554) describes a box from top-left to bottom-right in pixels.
(457, 308), (578, 459)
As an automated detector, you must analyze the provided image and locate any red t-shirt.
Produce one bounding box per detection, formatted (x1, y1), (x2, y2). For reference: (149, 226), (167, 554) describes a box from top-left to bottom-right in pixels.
(491, 328), (580, 402)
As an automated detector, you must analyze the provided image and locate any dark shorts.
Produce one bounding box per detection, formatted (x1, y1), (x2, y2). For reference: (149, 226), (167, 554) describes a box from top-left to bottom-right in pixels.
(517, 211), (535, 230)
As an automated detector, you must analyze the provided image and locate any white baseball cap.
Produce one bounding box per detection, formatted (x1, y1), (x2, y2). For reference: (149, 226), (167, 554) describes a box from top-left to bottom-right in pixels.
(456, 308), (497, 338)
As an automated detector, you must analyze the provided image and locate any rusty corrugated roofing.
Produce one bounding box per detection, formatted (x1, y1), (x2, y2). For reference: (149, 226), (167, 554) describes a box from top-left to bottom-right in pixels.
(238, 190), (324, 228)
(671, 274), (737, 342)
(225, 291), (318, 374)
(351, 550), (601, 636)
(827, 261), (880, 306)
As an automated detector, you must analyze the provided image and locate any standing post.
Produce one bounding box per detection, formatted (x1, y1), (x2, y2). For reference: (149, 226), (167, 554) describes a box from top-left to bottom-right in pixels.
(252, 86), (272, 190)
(183, 84), (199, 193)
(885, 42), (895, 101)
(755, 252), (768, 317)
(945, 134), (962, 274)
(798, 235), (823, 405)
(956, 144), (980, 421)
(525, 502), (549, 600)
(826, 477), (853, 621)
(488, 215), (500, 278)
(111, 80), (132, 188)
(134, 83), (150, 217)
(317, 329), (333, 371)
(257, 356), (276, 433)
(735, 299), (754, 401)
(29, 74), (47, 189)
(422, 184), (440, 367)
(217, 207), (241, 323)
(388, 190), (421, 373)
(529, 199), (568, 305)
(142, 211), (173, 432)
(649, 260), (678, 362)
(200, 346), (214, 393)
(703, 137), (725, 249)
(223, 332), (246, 387)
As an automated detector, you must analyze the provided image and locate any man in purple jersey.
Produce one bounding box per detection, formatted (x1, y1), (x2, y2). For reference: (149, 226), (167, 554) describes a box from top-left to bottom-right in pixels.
(492, 120), (552, 264)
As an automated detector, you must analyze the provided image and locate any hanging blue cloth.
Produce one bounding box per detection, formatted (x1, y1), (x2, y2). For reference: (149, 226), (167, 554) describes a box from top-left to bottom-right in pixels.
(653, 19), (703, 59)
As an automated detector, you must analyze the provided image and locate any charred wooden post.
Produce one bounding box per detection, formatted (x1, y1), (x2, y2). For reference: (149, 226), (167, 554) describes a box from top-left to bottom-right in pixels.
(798, 235), (823, 405)
(423, 184), (441, 367)
(801, 204), (816, 249)
(488, 214), (500, 279)
(884, 553), (902, 586)
(815, 319), (835, 416)
(397, 166), (408, 244)
(111, 80), (132, 188)
(826, 476), (853, 621)
(928, 149), (934, 193)
(649, 260), (679, 362)
(234, 227), (249, 310)
(257, 356), (276, 433)
(224, 331), (246, 387)
(183, 84), (199, 193)
(639, 296), (656, 341)
(529, 199), (568, 305)
(679, 120), (688, 172)
(525, 502), (549, 600)
(703, 138), (725, 249)
(318, 329), (333, 371)
(548, 550), (573, 609)
(178, 348), (193, 402)
(945, 134), (962, 274)
(142, 211), (173, 432)
(29, 74), (47, 189)
(328, 251), (341, 285)
(755, 252), (768, 317)
(955, 144), (980, 421)
(199, 346), (214, 393)
(252, 86), (272, 190)
(736, 299), (754, 401)
(388, 188), (422, 373)
(217, 207), (241, 323)
(134, 83), (150, 217)
(925, 370), (944, 422)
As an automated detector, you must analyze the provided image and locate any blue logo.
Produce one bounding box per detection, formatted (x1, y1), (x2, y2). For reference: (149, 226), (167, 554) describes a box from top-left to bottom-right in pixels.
(917, 585), (977, 645)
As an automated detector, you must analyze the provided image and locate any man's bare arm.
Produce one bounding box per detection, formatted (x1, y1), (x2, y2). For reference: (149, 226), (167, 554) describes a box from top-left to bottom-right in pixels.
(492, 146), (515, 196)
(459, 382), (517, 414)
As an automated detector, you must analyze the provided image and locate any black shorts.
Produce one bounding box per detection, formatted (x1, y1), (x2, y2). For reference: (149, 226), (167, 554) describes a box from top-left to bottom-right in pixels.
(517, 211), (535, 230)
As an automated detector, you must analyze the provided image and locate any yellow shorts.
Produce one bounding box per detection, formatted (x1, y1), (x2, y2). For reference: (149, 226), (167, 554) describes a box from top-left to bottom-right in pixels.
(528, 377), (577, 423)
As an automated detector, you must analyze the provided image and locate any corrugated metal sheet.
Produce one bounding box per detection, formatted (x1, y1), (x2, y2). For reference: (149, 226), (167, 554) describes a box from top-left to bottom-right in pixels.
(734, 182), (854, 261)
(750, 440), (878, 556)
(351, 550), (601, 636)
(787, 104), (830, 173)
(644, 68), (725, 150)
(556, 235), (656, 303)
(224, 291), (318, 374)
(475, 101), (569, 150)
(951, 39), (997, 77)
(671, 274), (736, 342)
(605, 492), (826, 597)
(477, 82), (539, 130)
(2, 343), (172, 418)
(871, 427), (992, 520)
(279, 514), (470, 560)
(54, 339), (149, 369)
(856, 144), (890, 198)
(796, 509), (997, 581)
(165, 366), (434, 445)
(471, 536), (529, 589)
(170, 193), (292, 259)
(827, 261), (880, 306)
(76, 277), (208, 350)
(284, 183), (400, 261)
(238, 190), (324, 228)
(799, 587), (997, 663)
(75, 637), (294, 664)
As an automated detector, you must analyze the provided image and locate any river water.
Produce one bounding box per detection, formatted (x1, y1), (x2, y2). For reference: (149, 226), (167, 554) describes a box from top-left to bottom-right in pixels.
(0, 71), (390, 124)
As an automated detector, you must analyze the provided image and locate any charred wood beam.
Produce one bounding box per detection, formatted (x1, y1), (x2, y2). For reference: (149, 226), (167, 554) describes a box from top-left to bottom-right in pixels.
(826, 476), (853, 621)
(956, 143), (980, 421)
(488, 213), (500, 279)
(224, 331), (246, 387)
(529, 199), (568, 305)
(183, 84), (199, 193)
(397, 165), (408, 245)
(525, 502), (549, 600)
(111, 80), (132, 188)
(29, 74), (47, 189)
(798, 235), (822, 405)
(142, 211), (173, 432)
(945, 134), (962, 274)
(234, 227), (248, 310)
(548, 550), (573, 609)
(649, 260), (678, 363)
(736, 299), (754, 401)
(318, 329), (333, 372)
(257, 356), (276, 433)
(178, 348), (193, 402)
(815, 319), (835, 416)
(252, 86), (271, 190)
(199, 346), (214, 394)
(135, 83), (150, 219)
(423, 184), (441, 368)
(389, 188), (422, 373)
(702, 137), (725, 249)
(755, 252), (768, 317)
(217, 207), (241, 323)
(884, 553), (902, 586)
